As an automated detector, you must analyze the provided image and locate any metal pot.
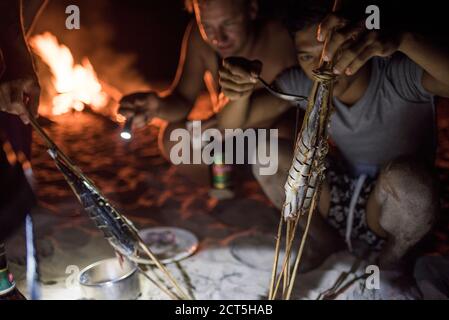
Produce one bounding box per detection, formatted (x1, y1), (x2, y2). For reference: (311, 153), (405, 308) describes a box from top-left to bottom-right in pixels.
(79, 257), (140, 300)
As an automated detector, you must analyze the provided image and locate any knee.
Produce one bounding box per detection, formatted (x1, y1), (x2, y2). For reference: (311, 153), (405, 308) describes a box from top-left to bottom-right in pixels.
(376, 157), (438, 232)
(377, 158), (438, 207)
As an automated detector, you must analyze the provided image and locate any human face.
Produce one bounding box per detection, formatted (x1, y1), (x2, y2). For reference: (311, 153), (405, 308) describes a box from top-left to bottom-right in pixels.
(294, 24), (356, 97)
(194, 0), (256, 58)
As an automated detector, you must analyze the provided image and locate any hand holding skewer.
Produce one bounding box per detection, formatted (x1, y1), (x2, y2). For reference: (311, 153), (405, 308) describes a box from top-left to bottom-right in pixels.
(318, 13), (401, 77)
(0, 76), (40, 124)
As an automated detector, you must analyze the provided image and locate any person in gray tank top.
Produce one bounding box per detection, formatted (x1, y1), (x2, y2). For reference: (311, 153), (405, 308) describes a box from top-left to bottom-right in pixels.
(218, 0), (449, 270)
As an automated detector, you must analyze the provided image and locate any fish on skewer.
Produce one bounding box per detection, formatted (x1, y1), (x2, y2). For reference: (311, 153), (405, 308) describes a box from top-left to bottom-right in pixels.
(282, 70), (334, 220)
(24, 108), (191, 300)
(265, 0), (340, 299)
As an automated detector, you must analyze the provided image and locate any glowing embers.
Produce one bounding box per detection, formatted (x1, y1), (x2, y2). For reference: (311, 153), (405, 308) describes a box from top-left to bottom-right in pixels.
(30, 32), (109, 115)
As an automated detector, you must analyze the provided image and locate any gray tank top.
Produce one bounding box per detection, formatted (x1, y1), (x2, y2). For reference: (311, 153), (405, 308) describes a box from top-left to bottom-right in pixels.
(275, 54), (436, 177)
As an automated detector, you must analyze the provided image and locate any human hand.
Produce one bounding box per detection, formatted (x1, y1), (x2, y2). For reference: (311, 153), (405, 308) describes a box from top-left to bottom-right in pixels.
(318, 13), (401, 75)
(219, 57), (262, 101)
(0, 76), (40, 124)
(118, 91), (160, 129)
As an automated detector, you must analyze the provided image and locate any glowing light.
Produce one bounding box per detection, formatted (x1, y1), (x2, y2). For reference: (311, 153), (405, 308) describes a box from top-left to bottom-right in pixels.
(120, 131), (132, 140)
(30, 32), (109, 115)
(120, 117), (134, 140)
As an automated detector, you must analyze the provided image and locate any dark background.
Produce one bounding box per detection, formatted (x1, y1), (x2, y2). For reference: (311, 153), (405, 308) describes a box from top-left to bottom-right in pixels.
(32, 0), (448, 88)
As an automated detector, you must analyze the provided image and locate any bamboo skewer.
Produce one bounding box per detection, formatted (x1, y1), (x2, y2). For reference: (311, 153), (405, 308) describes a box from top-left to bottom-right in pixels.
(274, 78), (334, 300)
(317, 258), (363, 300)
(270, 216), (300, 299)
(282, 220), (291, 298)
(284, 220), (298, 298)
(137, 266), (180, 300)
(268, 0), (340, 301)
(268, 214), (283, 299)
(137, 241), (192, 300)
(285, 190), (319, 299)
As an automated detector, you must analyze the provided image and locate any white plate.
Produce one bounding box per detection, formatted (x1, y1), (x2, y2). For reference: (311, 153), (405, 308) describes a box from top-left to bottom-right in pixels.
(132, 227), (199, 265)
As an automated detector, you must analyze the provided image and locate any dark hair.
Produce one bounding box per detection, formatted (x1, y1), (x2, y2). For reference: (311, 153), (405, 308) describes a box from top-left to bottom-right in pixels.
(281, 0), (331, 34)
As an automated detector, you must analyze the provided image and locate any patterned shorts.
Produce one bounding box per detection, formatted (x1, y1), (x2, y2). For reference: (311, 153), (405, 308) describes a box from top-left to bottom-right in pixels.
(325, 158), (386, 251)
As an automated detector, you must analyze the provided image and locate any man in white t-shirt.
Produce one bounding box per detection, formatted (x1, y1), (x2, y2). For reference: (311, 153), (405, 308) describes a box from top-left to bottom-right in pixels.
(219, 0), (449, 268)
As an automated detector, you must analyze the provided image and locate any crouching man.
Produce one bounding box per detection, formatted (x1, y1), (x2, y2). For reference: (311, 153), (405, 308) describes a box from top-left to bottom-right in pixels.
(118, 0), (296, 184)
(219, 0), (449, 268)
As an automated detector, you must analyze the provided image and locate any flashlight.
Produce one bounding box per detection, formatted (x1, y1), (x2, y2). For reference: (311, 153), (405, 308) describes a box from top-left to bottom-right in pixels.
(120, 117), (134, 140)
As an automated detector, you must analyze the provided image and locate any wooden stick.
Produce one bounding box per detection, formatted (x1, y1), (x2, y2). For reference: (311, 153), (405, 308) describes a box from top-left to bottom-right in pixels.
(137, 266), (180, 300)
(138, 241), (192, 300)
(270, 216), (300, 299)
(271, 0), (340, 301)
(272, 80), (334, 300)
(283, 220), (297, 298)
(282, 220), (291, 298)
(285, 191), (319, 300)
(268, 214), (284, 299)
(319, 0), (341, 68)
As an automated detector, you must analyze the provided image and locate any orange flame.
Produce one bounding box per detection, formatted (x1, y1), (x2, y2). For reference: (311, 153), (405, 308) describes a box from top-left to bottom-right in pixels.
(30, 32), (109, 115)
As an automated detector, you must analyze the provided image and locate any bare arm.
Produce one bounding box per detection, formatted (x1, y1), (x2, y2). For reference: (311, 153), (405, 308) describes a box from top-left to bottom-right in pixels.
(218, 57), (293, 129)
(217, 57), (260, 129)
(399, 32), (449, 98)
(157, 21), (208, 122)
(119, 21), (208, 126)
(244, 91), (293, 129)
(218, 85), (291, 129)
(217, 22), (297, 129)
(319, 13), (449, 98)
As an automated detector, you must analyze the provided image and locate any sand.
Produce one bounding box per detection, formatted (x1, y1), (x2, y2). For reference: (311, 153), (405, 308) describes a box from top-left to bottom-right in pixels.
(4, 98), (449, 299)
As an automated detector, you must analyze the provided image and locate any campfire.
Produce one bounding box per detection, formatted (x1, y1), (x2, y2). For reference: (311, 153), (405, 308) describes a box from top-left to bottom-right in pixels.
(30, 32), (123, 121)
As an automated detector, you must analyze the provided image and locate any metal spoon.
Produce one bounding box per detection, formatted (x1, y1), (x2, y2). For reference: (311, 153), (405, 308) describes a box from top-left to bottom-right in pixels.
(257, 76), (308, 105)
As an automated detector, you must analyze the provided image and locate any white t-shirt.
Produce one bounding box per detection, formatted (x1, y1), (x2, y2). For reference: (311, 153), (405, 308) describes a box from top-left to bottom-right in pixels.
(275, 54), (436, 176)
